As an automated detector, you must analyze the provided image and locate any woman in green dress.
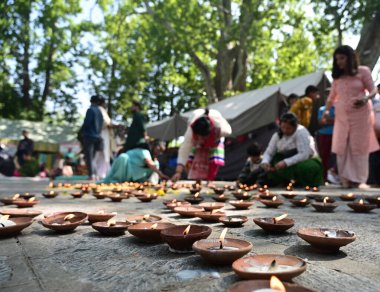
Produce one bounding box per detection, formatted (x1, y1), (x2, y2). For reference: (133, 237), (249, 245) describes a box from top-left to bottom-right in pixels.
(260, 113), (323, 187)
(98, 142), (168, 183)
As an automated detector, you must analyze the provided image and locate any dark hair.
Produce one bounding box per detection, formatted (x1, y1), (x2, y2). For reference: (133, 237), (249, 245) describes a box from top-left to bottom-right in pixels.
(278, 112), (298, 138)
(90, 95), (100, 103)
(191, 108), (212, 136)
(377, 83), (380, 88)
(332, 45), (359, 79)
(287, 93), (299, 103)
(133, 100), (142, 110)
(305, 85), (319, 96)
(246, 142), (261, 156)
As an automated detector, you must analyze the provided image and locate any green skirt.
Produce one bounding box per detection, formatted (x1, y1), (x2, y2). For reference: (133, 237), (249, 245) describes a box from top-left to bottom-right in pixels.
(267, 154), (324, 187)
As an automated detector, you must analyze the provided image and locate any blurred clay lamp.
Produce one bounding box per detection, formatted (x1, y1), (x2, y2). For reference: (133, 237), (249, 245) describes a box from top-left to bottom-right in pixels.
(230, 200), (254, 210)
(281, 191), (297, 199)
(289, 197), (310, 207)
(259, 190), (274, 200)
(184, 192), (204, 204)
(312, 186), (319, 192)
(192, 228), (253, 265)
(347, 199), (377, 213)
(305, 185), (311, 191)
(92, 218), (130, 236)
(253, 214), (294, 233)
(219, 215), (248, 227)
(195, 209), (226, 222)
(311, 196), (338, 212)
(260, 196), (284, 208)
(42, 191), (58, 198)
(258, 185), (268, 193)
(0, 215), (15, 228)
(213, 194), (228, 202)
(340, 192), (356, 201)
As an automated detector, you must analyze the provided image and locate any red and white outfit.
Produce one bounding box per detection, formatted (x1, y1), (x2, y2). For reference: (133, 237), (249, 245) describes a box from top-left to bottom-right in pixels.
(177, 109), (231, 181)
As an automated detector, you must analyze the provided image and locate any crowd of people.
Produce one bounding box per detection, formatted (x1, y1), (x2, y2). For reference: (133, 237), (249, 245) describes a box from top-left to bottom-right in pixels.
(2, 45), (378, 190)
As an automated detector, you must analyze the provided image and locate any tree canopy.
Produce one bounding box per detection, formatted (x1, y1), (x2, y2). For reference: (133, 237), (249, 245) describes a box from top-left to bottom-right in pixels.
(0, 0), (378, 125)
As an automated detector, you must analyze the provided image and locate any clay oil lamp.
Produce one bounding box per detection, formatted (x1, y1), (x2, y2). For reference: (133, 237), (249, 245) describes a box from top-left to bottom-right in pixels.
(70, 191), (84, 199)
(107, 193), (128, 202)
(228, 185), (236, 191)
(125, 214), (162, 224)
(260, 196), (284, 208)
(42, 191), (59, 199)
(212, 194), (228, 202)
(166, 201), (191, 211)
(281, 191), (297, 199)
(285, 182), (294, 191)
(92, 218), (130, 236)
(199, 202), (225, 211)
(161, 224), (212, 253)
(259, 190), (275, 200)
(232, 254), (307, 281)
(195, 209), (226, 223)
(81, 187), (90, 194)
(184, 192), (204, 204)
(258, 185), (269, 193)
(48, 182), (56, 188)
(20, 193), (35, 200)
(0, 194), (22, 205)
(253, 214), (294, 233)
(233, 191), (252, 201)
(93, 191), (107, 200)
(132, 190), (146, 198)
(340, 193), (357, 201)
(227, 275), (315, 292)
(305, 185), (311, 191)
(213, 187), (225, 195)
(289, 197), (310, 207)
(315, 196), (336, 203)
(230, 200), (254, 210)
(128, 222), (176, 243)
(297, 227), (356, 253)
(219, 215), (248, 228)
(306, 193), (322, 201)
(87, 210), (117, 223)
(311, 197), (338, 212)
(312, 186), (320, 192)
(41, 212), (87, 233)
(189, 185), (202, 195)
(193, 228), (253, 265)
(13, 197), (40, 208)
(0, 215), (34, 237)
(174, 206), (205, 218)
(0, 209), (42, 218)
(137, 193), (158, 203)
(365, 195), (380, 207)
(113, 187), (123, 193)
(74, 183), (83, 189)
(347, 199), (377, 213)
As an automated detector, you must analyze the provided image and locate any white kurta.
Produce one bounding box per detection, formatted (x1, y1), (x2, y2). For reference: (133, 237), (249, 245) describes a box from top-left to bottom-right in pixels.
(95, 106), (113, 178)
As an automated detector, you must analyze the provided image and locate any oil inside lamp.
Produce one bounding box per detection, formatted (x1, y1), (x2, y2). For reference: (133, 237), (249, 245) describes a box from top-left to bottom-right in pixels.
(273, 214), (288, 224)
(183, 224), (191, 236)
(97, 210), (105, 214)
(211, 209), (222, 214)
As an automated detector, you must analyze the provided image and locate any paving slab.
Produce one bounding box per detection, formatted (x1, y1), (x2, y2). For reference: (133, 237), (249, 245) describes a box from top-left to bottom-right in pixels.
(0, 179), (380, 292)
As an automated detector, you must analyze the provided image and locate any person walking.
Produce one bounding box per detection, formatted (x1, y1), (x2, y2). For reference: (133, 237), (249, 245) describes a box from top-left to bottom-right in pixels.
(323, 45), (378, 189)
(80, 95), (103, 180)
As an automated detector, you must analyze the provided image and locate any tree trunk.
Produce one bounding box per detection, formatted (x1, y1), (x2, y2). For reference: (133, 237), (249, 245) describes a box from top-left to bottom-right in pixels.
(356, 10), (380, 70)
(214, 47), (236, 98)
(41, 24), (56, 104)
(21, 5), (31, 109)
(108, 56), (117, 118)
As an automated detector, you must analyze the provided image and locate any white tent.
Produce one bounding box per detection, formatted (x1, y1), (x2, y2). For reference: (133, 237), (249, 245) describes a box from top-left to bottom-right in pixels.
(147, 70), (330, 140)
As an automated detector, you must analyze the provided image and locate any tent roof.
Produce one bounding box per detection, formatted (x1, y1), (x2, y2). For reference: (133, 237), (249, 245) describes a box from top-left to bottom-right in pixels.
(0, 118), (78, 144)
(148, 70), (329, 140)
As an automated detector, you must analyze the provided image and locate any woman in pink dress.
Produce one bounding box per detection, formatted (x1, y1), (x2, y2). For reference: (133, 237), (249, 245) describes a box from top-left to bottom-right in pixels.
(323, 45), (378, 188)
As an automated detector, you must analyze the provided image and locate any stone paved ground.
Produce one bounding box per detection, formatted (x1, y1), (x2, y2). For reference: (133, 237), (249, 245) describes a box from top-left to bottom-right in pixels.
(0, 178), (379, 292)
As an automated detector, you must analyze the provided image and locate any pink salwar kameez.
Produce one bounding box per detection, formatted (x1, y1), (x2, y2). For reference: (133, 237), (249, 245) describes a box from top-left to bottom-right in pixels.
(327, 66), (379, 184)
